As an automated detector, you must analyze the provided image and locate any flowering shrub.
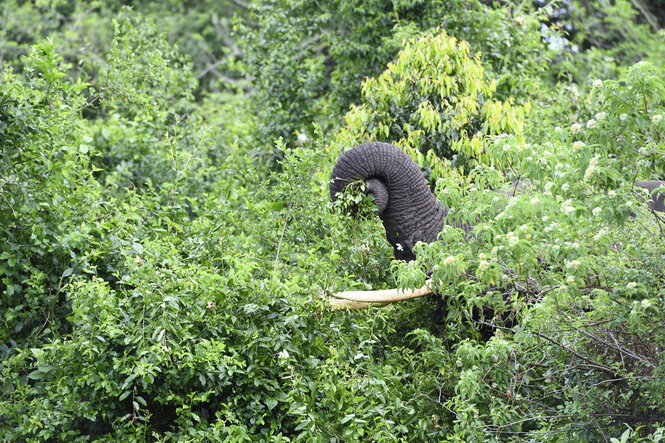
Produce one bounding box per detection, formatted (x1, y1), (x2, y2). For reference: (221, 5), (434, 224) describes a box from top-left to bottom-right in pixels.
(391, 60), (665, 438)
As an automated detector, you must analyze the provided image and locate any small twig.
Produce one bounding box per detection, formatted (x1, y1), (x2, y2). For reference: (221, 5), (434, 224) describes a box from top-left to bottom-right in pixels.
(196, 59), (225, 80)
(571, 323), (654, 367)
(527, 329), (618, 375)
(577, 376), (609, 443)
(228, 0), (250, 8)
(484, 413), (577, 430)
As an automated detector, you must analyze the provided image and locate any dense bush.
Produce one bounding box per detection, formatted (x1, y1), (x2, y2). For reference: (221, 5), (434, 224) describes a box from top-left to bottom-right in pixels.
(552, 0), (665, 83)
(2, 2), (665, 441)
(0, 1), (245, 95)
(335, 32), (530, 172)
(240, 0), (551, 156)
(0, 40), (95, 348)
(392, 59), (665, 439)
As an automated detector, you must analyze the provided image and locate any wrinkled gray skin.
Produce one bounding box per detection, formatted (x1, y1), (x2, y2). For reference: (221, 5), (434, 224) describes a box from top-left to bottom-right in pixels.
(636, 180), (665, 213)
(330, 142), (665, 261)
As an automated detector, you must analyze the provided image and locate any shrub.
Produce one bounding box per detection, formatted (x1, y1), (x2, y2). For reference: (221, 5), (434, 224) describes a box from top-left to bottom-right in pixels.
(3, 2), (665, 441)
(0, 1), (246, 96)
(392, 59), (665, 438)
(335, 31), (530, 173)
(0, 40), (95, 349)
(240, 0), (551, 155)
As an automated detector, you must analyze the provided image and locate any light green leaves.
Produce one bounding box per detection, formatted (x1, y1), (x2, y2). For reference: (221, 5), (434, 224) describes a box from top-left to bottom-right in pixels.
(336, 32), (530, 174)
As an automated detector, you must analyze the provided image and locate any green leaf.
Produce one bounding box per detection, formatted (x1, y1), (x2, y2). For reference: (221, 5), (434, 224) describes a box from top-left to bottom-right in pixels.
(265, 398), (278, 411)
(341, 414), (356, 424)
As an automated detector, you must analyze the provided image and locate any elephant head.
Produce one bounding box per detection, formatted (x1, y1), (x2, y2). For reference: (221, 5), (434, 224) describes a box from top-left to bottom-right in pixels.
(330, 142), (665, 262)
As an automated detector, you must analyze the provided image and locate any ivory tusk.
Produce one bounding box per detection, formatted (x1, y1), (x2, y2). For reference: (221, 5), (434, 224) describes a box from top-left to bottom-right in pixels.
(328, 299), (391, 310)
(331, 280), (433, 303)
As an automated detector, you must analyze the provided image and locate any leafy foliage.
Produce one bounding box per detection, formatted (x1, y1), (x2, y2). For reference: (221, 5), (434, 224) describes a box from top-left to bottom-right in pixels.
(2, 1), (665, 441)
(0, 40), (94, 348)
(394, 58), (665, 439)
(336, 32), (531, 172)
(240, 0), (551, 156)
(0, 0), (245, 95)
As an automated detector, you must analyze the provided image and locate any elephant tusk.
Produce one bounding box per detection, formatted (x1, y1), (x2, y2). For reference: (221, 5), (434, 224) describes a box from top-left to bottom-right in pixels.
(331, 280), (433, 303)
(328, 299), (391, 310)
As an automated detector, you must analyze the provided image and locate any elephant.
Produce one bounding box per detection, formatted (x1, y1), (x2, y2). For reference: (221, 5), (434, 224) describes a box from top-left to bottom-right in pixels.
(330, 142), (665, 263)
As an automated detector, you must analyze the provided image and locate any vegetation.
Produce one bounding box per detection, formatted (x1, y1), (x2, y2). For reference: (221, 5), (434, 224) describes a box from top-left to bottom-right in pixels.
(1, 1), (665, 441)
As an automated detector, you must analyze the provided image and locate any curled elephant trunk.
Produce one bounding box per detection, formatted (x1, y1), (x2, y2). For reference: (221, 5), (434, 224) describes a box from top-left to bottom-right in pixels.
(330, 142), (449, 261)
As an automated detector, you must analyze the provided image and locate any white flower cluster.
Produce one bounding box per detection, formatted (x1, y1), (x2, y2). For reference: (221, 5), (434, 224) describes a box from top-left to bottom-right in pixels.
(570, 123), (582, 134)
(653, 114), (663, 124)
(593, 228), (609, 241)
(554, 162), (570, 179)
(573, 141), (585, 151)
(506, 232), (519, 247)
(584, 155), (600, 180)
(561, 199), (575, 215)
(566, 259), (581, 269)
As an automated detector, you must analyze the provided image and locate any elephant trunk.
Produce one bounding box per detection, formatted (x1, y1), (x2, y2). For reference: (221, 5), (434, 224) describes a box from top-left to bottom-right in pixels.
(330, 142), (451, 261)
(365, 178), (389, 215)
(329, 143), (665, 311)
